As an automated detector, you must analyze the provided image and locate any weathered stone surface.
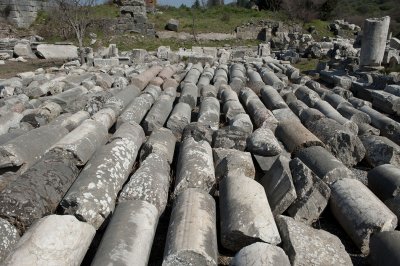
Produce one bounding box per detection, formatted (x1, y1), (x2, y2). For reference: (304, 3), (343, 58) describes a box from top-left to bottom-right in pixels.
(142, 94), (175, 135)
(368, 164), (400, 201)
(166, 102), (191, 139)
(260, 155), (297, 215)
(0, 218), (19, 263)
(361, 135), (400, 167)
(182, 122), (214, 144)
(60, 122), (145, 229)
(296, 146), (354, 184)
(163, 189), (218, 266)
(179, 83), (198, 109)
(198, 97), (220, 130)
(307, 117), (365, 167)
(213, 148), (255, 180)
(287, 158), (330, 224)
(140, 127), (176, 164)
(220, 174), (281, 252)
(143, 85), (162, 102)
(337, 104), (371, 125)
(259, 68), (284, 91)
(330, 178), (398, 254)
(247, 127), (282, 156)
(260, 85), (288, 110)
(0, 112), (23, 136)
(116, 93), (155, 127)
(92, 108), (117, 129)
(91, 200), (159, 266)
(246, 98), (278, 130)
(222, 100), (246, 122)
(276, 120), (323, 155)
(3, 215), (95, 266)
(276, 215), (352, 266)
(213, 126), (248, 151)
(119, 153), (170, 215)
(52, 119), (108, 166)
(0, 124), (68, 174)
(201, 84), (218, 98)
(229, 113), (253, 134)
(131, 65), (162, 90)
(369, 231), (400, 266)
(272, 108), (301, 123)
(173, 137), (215, 197)
(36, 44), (78, 59)
(230, 242), (290, 266)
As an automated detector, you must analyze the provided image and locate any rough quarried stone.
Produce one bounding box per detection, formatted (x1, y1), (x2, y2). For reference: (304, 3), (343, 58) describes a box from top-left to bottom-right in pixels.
(119, 153), (170, 215)
(287, 158), (330, 224)
(368, 164), (400, 201)
(220, 174), (281, 252)
(142, 94), (175, 135)
(212, 126), (248, 151)
(296, 146), (354, 185)
(360, 16), (391, 67)
(307, 117), (365, 167)
(163, 189), (218, 266)
(0, 218), (19, 263)
(330, 178), (398, 254)
(198, 97), (220, 130)
(0, 125), (68, 174)
(231, 242), (290, 266)
(52, 119), (108, 166)
(361, 135), (400, 167)
(173, 137), (215, 197)
(213, 148), (255, 180)
(59, 122), (145, 229)
(260, 155), (297, 215)
(229, 113), (253, 134)
(116, 93), (155, 127)
(247, 127), (282, 156)
(276, 120), (323, 155)
(166, 102), (191, 139)
(369, 231), (400, 266)
(140, 127), (176, 164)
(91, 200), (159, 266)
(276, 215), (352, 266)
(3, 215), (95, 266)
(260, 85), (288, 110)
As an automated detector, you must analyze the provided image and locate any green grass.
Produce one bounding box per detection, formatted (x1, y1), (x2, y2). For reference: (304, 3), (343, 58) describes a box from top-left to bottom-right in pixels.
(303, 19), (335, 40)
(294, 58), (320, 73)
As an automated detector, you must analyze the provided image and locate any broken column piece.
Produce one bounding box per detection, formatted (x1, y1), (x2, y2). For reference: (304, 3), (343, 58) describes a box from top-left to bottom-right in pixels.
(212, 126), (248, 151)
(213, 148), (255, 180)
(367, 164), (400, 201)
(163, 188), (218, 266)
(369, 231), (400, 266)
(247, 127), (282, 156)
(260, 85), (288, 110)
(179, 83), (198, 109)
(220, 174), (281, 252)
(91, 200), (159, 266)
(0, 218), (19, 263)
(231, 242), (290, 266)
(3, 215), (95, 266)
(131, 65), (163, 90)
(166, 102), (191, 139)
(142, 93), (175, 135)
(116, 93), (155, 127)
(140, 127), (176, 164)
(198, 97), (220, 130)
(330, 178), (398, 254)
(361, 135), (400, 167)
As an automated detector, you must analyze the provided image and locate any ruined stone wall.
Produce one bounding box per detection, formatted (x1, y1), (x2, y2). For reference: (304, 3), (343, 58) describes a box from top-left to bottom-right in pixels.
(0, 0), (56, 28)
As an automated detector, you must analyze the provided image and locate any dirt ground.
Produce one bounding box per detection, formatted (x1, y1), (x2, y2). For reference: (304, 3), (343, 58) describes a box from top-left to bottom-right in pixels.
(0, 59), (65, 79)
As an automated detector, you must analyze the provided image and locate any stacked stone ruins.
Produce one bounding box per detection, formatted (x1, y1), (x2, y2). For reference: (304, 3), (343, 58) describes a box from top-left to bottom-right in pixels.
(0, 9), (400, 266)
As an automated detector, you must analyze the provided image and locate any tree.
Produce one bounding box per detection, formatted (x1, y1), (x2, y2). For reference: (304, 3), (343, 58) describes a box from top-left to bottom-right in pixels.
(257, 0), (282, 11)
(52, 0), (95, 61)
(192, 0), (201, 8)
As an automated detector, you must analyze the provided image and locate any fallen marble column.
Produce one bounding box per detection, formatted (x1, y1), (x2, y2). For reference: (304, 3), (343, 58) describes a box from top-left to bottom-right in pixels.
(369, 231), (400, 266)
(229, 113), (253, 134)
(198, 97), (220, 130)
(91, 200), (159, 266)
(0, 218), (19, 263)
(294, 85), (320, 106)
(173, 137), (215, 197)
(260, 85), (288, 110)
(260, 155), (297, 215)
(45, 86), (88, 110)
(287, 158), (330, 224)
(213, 148), (255, 181)
(384, 84), (400, 97)
(142, 93), (175, 135)
(259, 68), (284, 91)
(201, 84), (218, 98)
(212, 126), (248, 151)
(288, 99), (309, 117)
(220, 174), (281, 251)
(92, 108), (117, 129)
(239, 87), (259, 107)
(220, 85), (240, 103)
(307, 117), (365, 167)
(119, 153), (170, 216)
(103, 85), (141, 115)
(359, 105), (400, 144)
(0, 112), (23, 136)
(322, 93), (349, 109)
(21, 101), (63, 127)
(370, 90), (400, 116)
(197, 67), (214, 90)
(131, 65), (163, 90)
(358, 123), (380, 136)
(182, 63), (203, 85)
(337, 104), (371, 125)
(179, 83), (198, 109)
(140, 127), (176, 164)
(116, 93), (155, 128)
(158, 65), (177, 80)
(52, 110), (90, 132)
(143, 84), (162, 102)
(319, 70), (352, 89)
(276, 215), (352, 265)
(182, 122), (214, 144)
(59, 122), (145, 229)
(163, 189), (218, 266)
(52, 119), (108, 166)
(272, 108), (301, 123)
(231, 242), (290, 266)
(360, 16), (391, 67)
(166, 102), (191, 139)
(0, 124), (68, 174)
(247, 127), (282, 156)
(276, 120), (324, 155)
(3, 215), (95, 266)
(368, 164), (400, 202)
(246, 98), (278, 130)
(213, 65), (228, 89)
(361, 135), (400, 167)
(330, 178), (397, 254)
(222, 100), (246, 122)
(296, 146), (354, 184)
(246, 69), (264, 95)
